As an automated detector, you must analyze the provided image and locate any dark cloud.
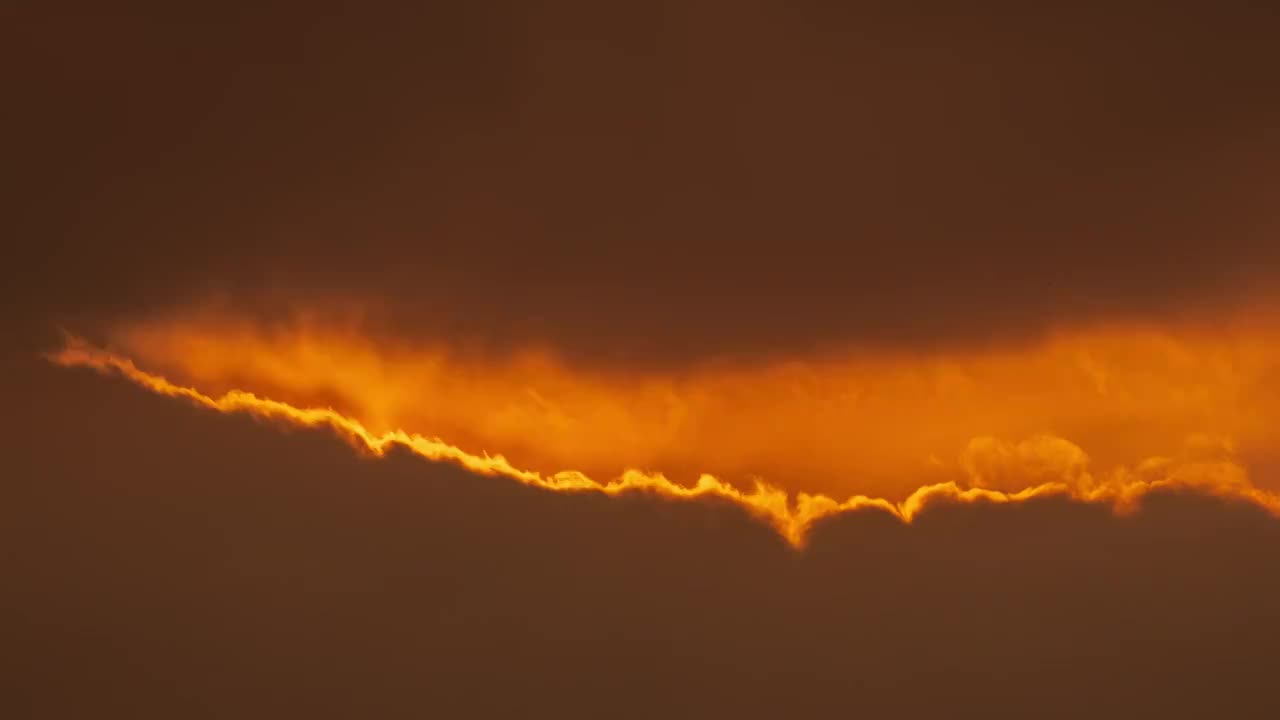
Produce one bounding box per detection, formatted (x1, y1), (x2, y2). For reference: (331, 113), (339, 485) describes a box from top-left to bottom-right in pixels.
(5, 7), (1278, 715)
(3, 356), (1278, 718)
(5, 2), (1280, 366)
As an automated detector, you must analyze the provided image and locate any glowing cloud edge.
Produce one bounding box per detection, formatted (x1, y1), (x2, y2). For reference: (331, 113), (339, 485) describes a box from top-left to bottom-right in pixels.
(48, 336), (1280, 547)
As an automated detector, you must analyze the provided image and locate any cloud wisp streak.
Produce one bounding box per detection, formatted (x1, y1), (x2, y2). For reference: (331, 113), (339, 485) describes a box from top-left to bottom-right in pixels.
(49, 336), (1280, 546)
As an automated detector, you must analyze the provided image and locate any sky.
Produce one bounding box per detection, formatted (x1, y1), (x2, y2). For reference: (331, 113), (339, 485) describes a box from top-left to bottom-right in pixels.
(3, 2), (1280, 717)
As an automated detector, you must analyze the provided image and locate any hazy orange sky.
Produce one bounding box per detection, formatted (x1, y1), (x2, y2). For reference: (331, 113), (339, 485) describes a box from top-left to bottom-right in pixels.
(5, 3), (1280, 716)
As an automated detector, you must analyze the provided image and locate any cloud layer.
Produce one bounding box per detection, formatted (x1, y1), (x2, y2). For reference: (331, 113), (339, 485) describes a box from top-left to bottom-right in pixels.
(72, 308), (1280, 502)
(48, 335), (1280, 547)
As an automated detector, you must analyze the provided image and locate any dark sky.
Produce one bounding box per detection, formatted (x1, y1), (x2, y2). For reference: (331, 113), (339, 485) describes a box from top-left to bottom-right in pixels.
(5, 1), (1280, 365)
(4, 4), (1280, 717)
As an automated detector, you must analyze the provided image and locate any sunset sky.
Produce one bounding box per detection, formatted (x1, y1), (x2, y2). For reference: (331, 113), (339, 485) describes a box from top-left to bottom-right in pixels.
(4, 3), (1280, 717)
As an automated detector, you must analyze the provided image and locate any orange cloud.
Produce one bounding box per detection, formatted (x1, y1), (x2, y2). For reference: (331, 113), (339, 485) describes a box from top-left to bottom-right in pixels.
(49, 323), (1280, 546)
(94, 309), (1280, 497)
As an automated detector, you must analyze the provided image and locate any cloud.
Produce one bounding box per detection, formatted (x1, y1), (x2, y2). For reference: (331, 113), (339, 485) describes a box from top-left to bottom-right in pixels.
(56, 309), (1280, 504)
(959, 435), (1092, 490)
(45, 336), (1280, 547)
(6, 4), (1280, 715)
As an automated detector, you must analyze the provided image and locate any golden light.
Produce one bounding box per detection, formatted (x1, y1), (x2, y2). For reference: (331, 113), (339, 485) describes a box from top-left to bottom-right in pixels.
(46, 306), (1280, 545)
